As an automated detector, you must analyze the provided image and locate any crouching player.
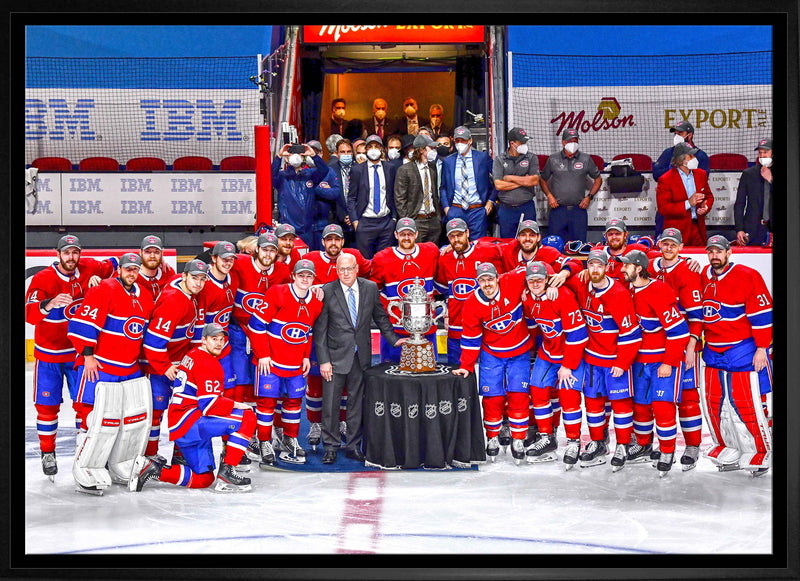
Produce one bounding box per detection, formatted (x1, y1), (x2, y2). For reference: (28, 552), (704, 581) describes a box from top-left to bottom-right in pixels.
(700, 235), (773, 476)
(618, 250), (690, 476)
(67, 253), (154, 495)
(130, 323), (256, 493)
(522, 261), (588, 468)
(453, 263), (532, 465)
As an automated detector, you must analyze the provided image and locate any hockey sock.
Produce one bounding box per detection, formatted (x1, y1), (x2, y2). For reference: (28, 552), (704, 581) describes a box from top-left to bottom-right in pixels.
(558, 388), (583, 440)
(339, 389), (348, 423)
(549, 385), (562, 430)
(528, 386), (553, 435)
(223, 409), (256, 466)
(274, 399), (284, 432)
(482, 395), (505, 439)
(604, 397), (612, 430)
(73, 402), (93, 431)
(255, 397), (276, 442)
(305, 375), (323, 424)
(506, 391), (531, 440)
(145, 409), (163, 457)
(584, 396), (607, 441)
(633, 403), (654, 446)
(761, 393), (771, 428)
(35, 404), (60, 454)
(610, 398), (633, 445)
(678, 387), (702, 447)
(652, 401), (678, 454)
(281, 397), (303, 439)
(159, 465), (215, 488)
(233, 384), (247, 403)
(72, 401), (82, 430)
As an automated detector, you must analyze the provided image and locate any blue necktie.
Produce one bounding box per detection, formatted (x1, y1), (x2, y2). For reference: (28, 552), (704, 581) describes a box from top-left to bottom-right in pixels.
(373, 164), (381, 216)
(348, 287), (358, 328)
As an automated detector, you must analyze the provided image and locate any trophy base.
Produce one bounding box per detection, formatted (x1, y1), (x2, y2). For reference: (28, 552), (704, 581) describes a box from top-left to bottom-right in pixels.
(398, 340), (437, 373)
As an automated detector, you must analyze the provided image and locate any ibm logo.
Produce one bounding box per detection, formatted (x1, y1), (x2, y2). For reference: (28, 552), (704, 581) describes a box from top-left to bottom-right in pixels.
(25, 98), (96, 141)
(221, 200), (254, 215)
(171, 179), (203, 193)
(171, 201), (204, 215)
(121, 201), (154, 215)
(221, 178), (253, 193)
(140, 99), (244, 142)
(70, 200), (103, 214)
(120, 178), (154, 193)
(69, 178), (103, 193)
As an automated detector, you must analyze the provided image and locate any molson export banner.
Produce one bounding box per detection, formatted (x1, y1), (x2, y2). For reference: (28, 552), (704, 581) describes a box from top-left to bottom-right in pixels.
(302, 25), (484, 44)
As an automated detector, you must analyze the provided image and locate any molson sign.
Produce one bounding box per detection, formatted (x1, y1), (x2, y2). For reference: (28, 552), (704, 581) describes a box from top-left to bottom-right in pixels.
(550, 97), (636, 136)
(303, 25), (484, 44)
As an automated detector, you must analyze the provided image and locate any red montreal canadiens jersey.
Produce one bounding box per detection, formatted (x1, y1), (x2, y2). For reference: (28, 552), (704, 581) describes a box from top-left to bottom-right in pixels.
(567, 276), (642, 369)
(25, 258), (118, 363)
(167, 347), (234, 441)
(630, 279), (690, 366)
(248, 284), (323, 377)
(199, 271), (238, 358)
(142, 278), (202, 376)
(67, 278), (154, 375)
(499, 240), (582, 276)
(434, 241), (503, 340)
(304, 248), (372, 285)
(277, 247), (302, 268)
(648, 256), (704, 340)
(136, 262), (177, 301)
(230, 254), (291, 330)
(522, 285), (588, 370)
(700, 262), (772, 352)
(460, 269), (532, 372)
(592, 243), (651, 281)
(370, 242), (440, 336)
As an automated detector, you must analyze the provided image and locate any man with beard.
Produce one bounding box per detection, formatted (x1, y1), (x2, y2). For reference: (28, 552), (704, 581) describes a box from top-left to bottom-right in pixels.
(499, 219), (582, 286)
(25, 235), (116, 480)
(137, 235), (176, 301)
(618, 250), (690, 477)
(274, 223), (303, 269)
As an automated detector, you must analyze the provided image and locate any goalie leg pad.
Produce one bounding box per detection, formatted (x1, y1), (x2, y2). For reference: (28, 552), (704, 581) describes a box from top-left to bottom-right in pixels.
(72, 381), (123, 490)
(108, 376), (153, 484)
(700, 366), (726, 454)
(726, 371), (772, 469)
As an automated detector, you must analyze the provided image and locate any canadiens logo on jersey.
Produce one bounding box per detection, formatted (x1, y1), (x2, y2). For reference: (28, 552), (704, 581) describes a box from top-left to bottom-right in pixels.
(583, 310), (604, 332)
(451, 277), (477, 300)
(702, 299), (722, 323)
(213, 306), (233, 327)
(64, 298), (84, 320)
(242, 293), (264, 314)
(279, 322), (312, 345)
(485, 313), (515, 334)
(123, 317), (147, 340)
(535, 318), (559, 339)
(397, 278), (421, 298)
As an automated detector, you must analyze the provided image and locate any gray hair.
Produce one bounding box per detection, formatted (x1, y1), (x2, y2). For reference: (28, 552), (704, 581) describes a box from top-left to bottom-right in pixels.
(670, 154), (688, 169)
(326, 134), (343, 154)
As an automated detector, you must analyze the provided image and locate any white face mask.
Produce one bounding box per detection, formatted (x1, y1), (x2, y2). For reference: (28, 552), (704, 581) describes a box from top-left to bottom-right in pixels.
(758, 157), (772, 167)
(564, 142), (579, 154)
(304, 156), (316, 168)
(673, 134), (685, 146)
(407, 150), (415, 160)
(685, 158), (699, 170)
(366, 148), (382, 161)
(355, 153), (367, 164)
(288, 153), (303, 168)
(456, 142), (470, 155)
(516, 143), (528, 155)
(426, 149), (438, 162)
(387, 147), (400, 160)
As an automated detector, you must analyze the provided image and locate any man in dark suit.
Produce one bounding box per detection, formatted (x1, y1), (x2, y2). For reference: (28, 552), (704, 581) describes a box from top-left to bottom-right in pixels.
(363, 98), (395, 143)
(428, 104), (450, 141)
(395, 97), (427, 137)
(734, 138), (773, 246)
(346, 134), (398, 259)
(313, 253), (405, 463)
(439, 125), (497, 240)
(394, 133), (442, 244)
(329, 98), (364, 143)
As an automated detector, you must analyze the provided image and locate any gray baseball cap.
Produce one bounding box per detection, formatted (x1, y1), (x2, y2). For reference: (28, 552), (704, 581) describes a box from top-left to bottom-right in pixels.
(562, 128), (580, 142)
(274, 223), (297, 238)
(660, 228), (683, 245)
(586, 250), (608, 265)
(257, 232), (279, 249)
(476, 262), (498, 279)
(615, 250), (650, 271)
(706, 235), (731, 251)
(202, 322), (228, 338)
(57, 234), (81, 251)
(212, 240), (237, 258)
(307, 140), (323, 153)
(507, 127), (529, 143)
(119, 252), (142, 269)
(322, 224), (344, 239)
(670, 120), (695, 134)
(516, 219), (540, 236)
(365, 134), (383, 147)
(413, 133), (436, 149)
(396, 217), (417, 233)
(526, 261), (548, 280)
(672, 141), (699, 159)
(605, 218), (627, 233)
(293, 259), (316, 276)
(445, 218), (468, 235)
(755, 138), (773, 150)
(454, 126), (472, 140)
(140, 235), (163, 251)
(183, 259), (209, 276)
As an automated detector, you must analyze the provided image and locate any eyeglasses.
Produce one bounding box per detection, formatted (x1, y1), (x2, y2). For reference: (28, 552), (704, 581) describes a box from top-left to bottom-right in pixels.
(429, 114), (442, 118)
(337, 266), (357, 273)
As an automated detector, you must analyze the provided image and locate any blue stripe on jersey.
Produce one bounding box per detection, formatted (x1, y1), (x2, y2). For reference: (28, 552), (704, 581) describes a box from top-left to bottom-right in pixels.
(484, 335), (530, 354)
(638, 316), (662, 333)
(747, 310), (772, 328)
(461, 335), (482, 350)
(564, 325), (589, 344)
(618, 326), (642, 343)
(381, 277), (434, 301)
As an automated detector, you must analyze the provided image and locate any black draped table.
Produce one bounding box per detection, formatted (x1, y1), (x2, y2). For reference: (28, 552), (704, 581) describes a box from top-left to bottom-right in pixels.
(363, 363), (487, 469)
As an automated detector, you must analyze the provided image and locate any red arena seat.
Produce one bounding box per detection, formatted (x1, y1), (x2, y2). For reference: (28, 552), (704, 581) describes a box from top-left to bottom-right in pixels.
(172, 156), (214, 171)
(31, 157), (72, 171)
(612, 153), (653, 172)
(590, 155), (605, 171)
(537, 154), (550, 172)
(220, 156), (256, 171)
(708, 153), (748, 171)
(78, 157), (120, 171)
(126, 157), (167, 171)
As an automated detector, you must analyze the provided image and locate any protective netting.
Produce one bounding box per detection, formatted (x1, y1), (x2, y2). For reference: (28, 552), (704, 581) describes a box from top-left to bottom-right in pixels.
(25, 57), (262, 167)
(508, 51), (772, 168)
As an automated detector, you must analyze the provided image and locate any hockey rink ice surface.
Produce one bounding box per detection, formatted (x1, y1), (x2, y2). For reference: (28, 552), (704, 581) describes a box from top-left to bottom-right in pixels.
(23, 364), (773, 555)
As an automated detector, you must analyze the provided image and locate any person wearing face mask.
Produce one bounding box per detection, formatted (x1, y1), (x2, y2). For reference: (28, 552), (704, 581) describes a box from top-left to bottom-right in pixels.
(734, 139), (774, 247)
(363, 98), (396, 142)
(393, 133), (443, 244)
(329, 98), (363, 143)
(397, 97), (426, 137)
(428, 104), (449, 141)
(307, 140), (345, 253)
(655, 141), (715, 247)
(652, 121), (710, 236)
(272, 142), (329, 251)
(346, 134), (398, 258)
(352, 139), (367, 164)
(328, 139), (357, 247)
(493, 127), (540, 239)
(539, 128), (602, 245)
(398, 134), (416, 166)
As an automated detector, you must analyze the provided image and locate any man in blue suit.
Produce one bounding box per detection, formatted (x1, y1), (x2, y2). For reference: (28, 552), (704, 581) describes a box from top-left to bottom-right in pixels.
(439, 125), (496, 240)
(346, 134), (398, 259)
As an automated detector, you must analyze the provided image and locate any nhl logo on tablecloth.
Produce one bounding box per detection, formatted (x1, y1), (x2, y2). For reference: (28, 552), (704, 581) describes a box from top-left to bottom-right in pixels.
(390, 402), (401, 418)
(408, 403), (419, 419)
(374, 401), (385, 416)
(439, 400), (452, 415)
(458, 397), (468, 412)
(425, 404), (437, 419)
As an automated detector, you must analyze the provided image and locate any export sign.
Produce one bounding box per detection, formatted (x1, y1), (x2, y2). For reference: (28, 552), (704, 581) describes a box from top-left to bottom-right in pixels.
(303, 25), (484, 44)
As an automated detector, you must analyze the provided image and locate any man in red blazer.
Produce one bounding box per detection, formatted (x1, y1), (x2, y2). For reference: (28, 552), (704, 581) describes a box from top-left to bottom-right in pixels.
(655, 142), (714, 246)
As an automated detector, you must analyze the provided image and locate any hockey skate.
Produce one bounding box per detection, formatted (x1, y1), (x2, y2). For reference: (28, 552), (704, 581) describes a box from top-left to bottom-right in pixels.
(510, 439), (526, 465)
(498, 420), (511, 453)
(750, 467), (769, 477)
(308, 422), (322, 450)
(41, 451), (57, 482)
(523, 426), (538, 450)
(259, 441), (276, 469)
(626, 441), (653, 464)
(75, 482), (105, 496)
(562, 439), (581, 470)
(214, 463), (252, 493)
(680, 445), (700, 472)
(128, 454), (164, 492)
(218, 445), (250, 474)
(279, 434), (307, 464)
(526, 432), (557, 464)
(611, 443), (628, 472)
(245, 435), (261, 461)
(657, 451), (674, 478)
(485, 436), (500, 462)
(579, 440), (608, 468)
(272, 426), (284, 452)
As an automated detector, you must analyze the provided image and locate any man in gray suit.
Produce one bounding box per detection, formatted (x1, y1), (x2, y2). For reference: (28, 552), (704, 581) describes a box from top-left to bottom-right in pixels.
(313, 253), (406, 464)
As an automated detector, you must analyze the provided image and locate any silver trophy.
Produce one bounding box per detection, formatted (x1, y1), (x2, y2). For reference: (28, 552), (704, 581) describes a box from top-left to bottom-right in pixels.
(387, 277), (446, 372)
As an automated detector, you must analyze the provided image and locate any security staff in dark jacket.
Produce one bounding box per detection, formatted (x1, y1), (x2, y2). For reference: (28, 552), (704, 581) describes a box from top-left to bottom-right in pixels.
(734, 138), (773, 246)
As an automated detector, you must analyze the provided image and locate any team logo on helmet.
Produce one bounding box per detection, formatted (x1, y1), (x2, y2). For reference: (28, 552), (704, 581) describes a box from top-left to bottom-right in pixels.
(702, 299), (722, 323)
(374, 401), (385, 416)
(123, 316), (147, 340)
(485, 313), (515, 334)
(451, 277), (477, 300)
(583, 310), (604, 332)
(213, 306), (233, 327)
(535, 318), (559, 339)
(280, 322), (312, 344)
(425, 403), (437, 419)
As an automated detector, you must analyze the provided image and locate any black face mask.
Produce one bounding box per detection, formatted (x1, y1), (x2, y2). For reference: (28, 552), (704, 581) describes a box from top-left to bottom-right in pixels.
(436, 145), (451, 158)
